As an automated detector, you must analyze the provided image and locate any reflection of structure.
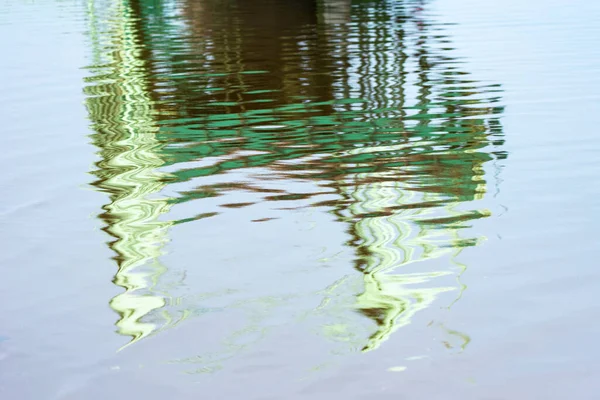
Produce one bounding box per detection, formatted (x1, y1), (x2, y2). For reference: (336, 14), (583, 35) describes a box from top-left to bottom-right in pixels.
(323, 2), (505, 351)
(83, 0), (505, 360)
(84, 0), (178, 347)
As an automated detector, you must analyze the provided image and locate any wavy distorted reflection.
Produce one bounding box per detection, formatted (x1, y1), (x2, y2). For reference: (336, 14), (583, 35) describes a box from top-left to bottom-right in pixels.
(323, 2), (505, 351)
(84, 0), (184, 347)
(83, 0), (505, 366)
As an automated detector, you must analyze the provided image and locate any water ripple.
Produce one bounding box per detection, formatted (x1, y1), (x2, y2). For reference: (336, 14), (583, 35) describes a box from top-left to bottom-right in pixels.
(83, 0), (505, 365)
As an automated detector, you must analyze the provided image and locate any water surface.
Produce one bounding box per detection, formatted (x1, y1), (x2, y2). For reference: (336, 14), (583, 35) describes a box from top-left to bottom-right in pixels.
(0, 0), (599, 398)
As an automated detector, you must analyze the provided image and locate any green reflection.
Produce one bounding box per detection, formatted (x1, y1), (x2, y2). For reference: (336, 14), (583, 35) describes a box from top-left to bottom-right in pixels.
(330, 1), (503, 351)
(84, 0), (173, 347)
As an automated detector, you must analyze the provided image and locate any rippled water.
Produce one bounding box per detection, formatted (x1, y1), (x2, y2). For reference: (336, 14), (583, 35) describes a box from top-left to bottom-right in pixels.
(85, 0), (505, 350)
(1, 0), (599, 398)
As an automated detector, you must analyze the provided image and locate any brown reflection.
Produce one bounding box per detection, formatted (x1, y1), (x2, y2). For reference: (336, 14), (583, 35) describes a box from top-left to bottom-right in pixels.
(152, 0), (344, 119)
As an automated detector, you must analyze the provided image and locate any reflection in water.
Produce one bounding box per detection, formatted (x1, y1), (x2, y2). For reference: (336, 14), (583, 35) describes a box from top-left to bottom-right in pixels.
(83, 0), (505, 365)
(327, 2), (505, 351)
(84, 0), (177, 346)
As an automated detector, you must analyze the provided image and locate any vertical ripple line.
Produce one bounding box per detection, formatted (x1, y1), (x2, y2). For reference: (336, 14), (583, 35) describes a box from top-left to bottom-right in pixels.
(84, 0), (172, 348)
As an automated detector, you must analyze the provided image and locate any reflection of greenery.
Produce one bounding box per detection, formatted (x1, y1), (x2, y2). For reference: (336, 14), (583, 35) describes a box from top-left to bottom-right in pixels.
(84, 0), (177, 347)
(83, 0), (505, 362)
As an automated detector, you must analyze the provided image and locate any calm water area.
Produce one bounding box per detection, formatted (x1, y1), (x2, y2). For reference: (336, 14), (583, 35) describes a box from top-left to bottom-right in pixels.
(1, 0), (599, 398)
